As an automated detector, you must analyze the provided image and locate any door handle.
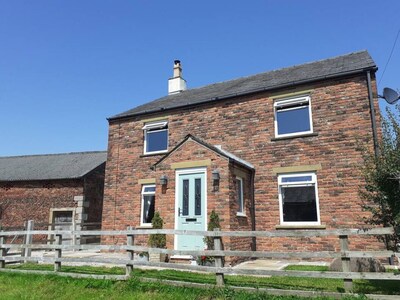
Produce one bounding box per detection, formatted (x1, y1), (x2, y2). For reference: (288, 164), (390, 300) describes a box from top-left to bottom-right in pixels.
(178, 207), (181, 217)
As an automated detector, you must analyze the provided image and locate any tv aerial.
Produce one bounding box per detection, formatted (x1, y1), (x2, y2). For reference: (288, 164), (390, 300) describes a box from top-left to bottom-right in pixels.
(379, 87), (400, 104)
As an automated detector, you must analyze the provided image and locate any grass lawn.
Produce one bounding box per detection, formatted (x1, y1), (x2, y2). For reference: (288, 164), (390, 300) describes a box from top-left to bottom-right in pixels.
(3, 263), (400, 298)
(0, 271), (365, 300)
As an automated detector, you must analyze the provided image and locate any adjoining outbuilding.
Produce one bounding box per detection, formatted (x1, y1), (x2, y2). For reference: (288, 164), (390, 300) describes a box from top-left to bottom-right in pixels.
(0, 151), (106, 244)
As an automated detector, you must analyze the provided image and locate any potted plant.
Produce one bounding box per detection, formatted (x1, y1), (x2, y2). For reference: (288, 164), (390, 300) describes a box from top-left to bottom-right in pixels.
(196, 255), (215, 266)
(148, 211), (167, 262)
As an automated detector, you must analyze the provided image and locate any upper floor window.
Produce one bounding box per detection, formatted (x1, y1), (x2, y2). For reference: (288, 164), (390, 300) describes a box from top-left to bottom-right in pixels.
(274, 96), (313, 138)
(143, 121), (168, 154)
(278, 172), (320, 225)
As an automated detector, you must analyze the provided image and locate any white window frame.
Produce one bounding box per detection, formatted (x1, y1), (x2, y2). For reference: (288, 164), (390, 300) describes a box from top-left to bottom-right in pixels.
(274, 96), (313, 138)
(236, 176), (245, 216)
(143, 121), (169, 155)
(278, 172), (320, 226)
(140, 184), (156, 226)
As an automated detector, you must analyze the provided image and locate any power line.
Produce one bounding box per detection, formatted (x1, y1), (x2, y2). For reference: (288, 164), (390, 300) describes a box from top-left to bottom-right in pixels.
(379, 28), (400, 85)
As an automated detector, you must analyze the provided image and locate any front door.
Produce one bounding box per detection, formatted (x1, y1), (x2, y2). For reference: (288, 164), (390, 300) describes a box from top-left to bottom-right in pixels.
(176, 170), (206, 250)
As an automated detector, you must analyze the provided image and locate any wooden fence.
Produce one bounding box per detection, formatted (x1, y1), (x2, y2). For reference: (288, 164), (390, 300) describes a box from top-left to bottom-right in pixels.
(0, 227), (399, 299)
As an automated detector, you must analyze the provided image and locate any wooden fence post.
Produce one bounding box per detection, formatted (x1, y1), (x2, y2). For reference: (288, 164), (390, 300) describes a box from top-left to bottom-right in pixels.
(213, 228), (225, 286)
(72, 218), (76, 249)
(0, 231), (5, 268)
(24, 220), (34, 262)
(126, 226), (135, 276)
(339, 235), (353, 292)
(54, 234), (62, 272)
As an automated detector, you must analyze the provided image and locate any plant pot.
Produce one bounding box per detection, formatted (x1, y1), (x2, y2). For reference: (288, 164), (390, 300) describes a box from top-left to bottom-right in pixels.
(204, 261), (215, 267)
(149, 252), (167, 263)
(137, 255), (149, 262)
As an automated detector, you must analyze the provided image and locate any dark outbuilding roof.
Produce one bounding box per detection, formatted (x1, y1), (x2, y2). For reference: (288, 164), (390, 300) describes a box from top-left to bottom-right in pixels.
(0, 151), (107, 182)
(110, 50), (376, 120)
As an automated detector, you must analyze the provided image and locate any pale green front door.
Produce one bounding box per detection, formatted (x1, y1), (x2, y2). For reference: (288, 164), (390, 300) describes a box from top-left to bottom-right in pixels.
(176, 171), (206, 250)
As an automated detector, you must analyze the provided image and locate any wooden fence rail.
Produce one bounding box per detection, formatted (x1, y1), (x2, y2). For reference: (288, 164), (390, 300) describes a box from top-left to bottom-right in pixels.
(0, 226), (395, 237)
(0, 227), (399, 297)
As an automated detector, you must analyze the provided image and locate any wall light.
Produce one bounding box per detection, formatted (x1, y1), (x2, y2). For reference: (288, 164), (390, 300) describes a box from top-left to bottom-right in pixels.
(159, 175), (168, 186)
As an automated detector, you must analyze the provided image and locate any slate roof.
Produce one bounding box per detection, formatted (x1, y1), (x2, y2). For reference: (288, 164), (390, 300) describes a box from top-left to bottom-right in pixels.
(110, 50), (376, 120)
(153, 134), (254, 170)
(0, 151), (107, 182)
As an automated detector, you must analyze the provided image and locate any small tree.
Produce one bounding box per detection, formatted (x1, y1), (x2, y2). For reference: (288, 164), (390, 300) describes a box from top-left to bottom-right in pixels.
(204, 210), (221, 250)
(360, 105), (400, 251)
(148, 211), (166, 248)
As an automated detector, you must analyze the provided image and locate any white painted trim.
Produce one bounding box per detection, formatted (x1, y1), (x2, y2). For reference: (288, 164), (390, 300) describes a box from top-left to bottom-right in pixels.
(140, 184), (156, 227)
(170, 255), (194, 260)
(277, 172), (321, 226)
(274, 95), (313, 138)
(174, 167), (207, 250)
(143, 121), (169, 155)
(142, 121), (168, 130)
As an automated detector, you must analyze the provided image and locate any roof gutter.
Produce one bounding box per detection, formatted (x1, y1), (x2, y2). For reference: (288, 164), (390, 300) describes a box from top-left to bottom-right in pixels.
(366, 70), (379, 157)
(108, 66), (377, 122)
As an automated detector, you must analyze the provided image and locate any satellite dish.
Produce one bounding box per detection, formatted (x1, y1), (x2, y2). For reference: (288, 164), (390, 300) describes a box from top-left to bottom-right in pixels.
(381, 87), (400, 104)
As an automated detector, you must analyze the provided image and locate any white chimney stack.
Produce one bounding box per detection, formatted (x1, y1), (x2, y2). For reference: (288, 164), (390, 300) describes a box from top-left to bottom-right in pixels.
(168, 60), (187, 95)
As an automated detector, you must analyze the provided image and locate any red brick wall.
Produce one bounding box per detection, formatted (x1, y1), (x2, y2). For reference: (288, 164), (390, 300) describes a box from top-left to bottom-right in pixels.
(102, 73), (383, 252)
(0, 180), (83, 230)
(0, 165), (105, 232)
(228, 164), (253, 262)
(84, 164), (106, 225)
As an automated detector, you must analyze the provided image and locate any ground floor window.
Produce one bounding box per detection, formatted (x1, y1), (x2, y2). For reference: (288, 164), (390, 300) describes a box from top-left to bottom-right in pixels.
(236, 177), (245, 215)
(141, 185), (155, 226)
(278, 172), (320, 225)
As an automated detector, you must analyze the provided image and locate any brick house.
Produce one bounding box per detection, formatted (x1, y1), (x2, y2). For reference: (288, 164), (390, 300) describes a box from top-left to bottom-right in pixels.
(0, 151), (106, 243)
(102, 51), (382, 253)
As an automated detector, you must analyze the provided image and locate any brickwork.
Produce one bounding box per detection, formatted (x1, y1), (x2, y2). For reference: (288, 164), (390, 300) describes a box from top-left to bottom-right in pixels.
(102, 73), (384, 252)
(0, 180), (83, 230)
(0, 163), (106, 236)
(84, 164), (106, 225)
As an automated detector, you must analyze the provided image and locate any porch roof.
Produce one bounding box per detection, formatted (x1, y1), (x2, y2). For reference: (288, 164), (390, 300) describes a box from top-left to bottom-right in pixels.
(153, 134), (254, 170)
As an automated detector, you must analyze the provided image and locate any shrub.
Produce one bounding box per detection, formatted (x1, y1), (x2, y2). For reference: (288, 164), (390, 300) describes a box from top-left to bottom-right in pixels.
(204, 210), (221, 250)
(148, 211), (166, 248)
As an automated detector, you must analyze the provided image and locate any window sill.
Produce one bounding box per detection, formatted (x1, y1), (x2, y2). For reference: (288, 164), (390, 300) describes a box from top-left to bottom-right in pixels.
(140, 152), (168, 158)
(136, 225), (153, 229)
(236, 213), (247, 218)
(275, 224), (326, 230)
(170, 255), (194, 260)
(271, 132), (318, 142)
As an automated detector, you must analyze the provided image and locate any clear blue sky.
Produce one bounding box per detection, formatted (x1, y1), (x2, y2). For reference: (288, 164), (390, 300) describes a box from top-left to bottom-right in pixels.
(1, 1), (399, 156)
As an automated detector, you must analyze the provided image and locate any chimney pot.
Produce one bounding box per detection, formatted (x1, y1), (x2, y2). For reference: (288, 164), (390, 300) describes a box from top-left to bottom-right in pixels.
(168, 59), (187, 95)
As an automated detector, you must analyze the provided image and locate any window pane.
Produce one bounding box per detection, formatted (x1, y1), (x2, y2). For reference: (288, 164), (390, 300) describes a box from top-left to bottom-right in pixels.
(143, 186), (156, 193)
(236, 179), (243, 212)
(195, 178), (201, 216)
(182, 179), (189, 216)
(277, 106), (310, 135)
(282, 176), (312, 183)
(282, 186), (317, 222)
(54, 211), (73, 223)
(147, 130), (168, 152)
(142, 195), (155, 224)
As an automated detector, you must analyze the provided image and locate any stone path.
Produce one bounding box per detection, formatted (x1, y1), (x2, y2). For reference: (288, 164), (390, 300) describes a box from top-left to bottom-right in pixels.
(25, 250), (329, 270)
